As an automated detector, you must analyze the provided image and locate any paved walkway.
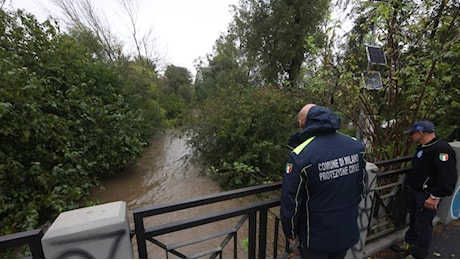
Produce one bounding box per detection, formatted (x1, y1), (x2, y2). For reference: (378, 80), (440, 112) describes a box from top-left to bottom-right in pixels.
(428, 220), (460, 259)
(369, 219), (460, 258)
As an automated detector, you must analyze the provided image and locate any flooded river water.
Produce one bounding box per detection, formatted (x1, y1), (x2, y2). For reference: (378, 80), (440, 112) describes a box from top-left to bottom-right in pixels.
(89, 132), (280, 258)
(90, 132), (222, 209)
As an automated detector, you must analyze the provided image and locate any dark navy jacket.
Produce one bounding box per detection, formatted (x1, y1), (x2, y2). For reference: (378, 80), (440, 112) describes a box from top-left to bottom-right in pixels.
(280, 106), (366, 252)
(408, 137), (457, 197)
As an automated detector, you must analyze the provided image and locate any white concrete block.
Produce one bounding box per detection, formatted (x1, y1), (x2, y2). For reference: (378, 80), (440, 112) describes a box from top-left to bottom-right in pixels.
(42, 201), (133, 258)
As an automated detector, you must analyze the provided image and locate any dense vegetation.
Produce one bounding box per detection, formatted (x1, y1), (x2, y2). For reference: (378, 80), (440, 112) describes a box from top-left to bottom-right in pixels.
(187, 87), (301, 189)
(1, 0), (459, 244)
(0, 7), (191, 237)
(188, 0), (460, 186)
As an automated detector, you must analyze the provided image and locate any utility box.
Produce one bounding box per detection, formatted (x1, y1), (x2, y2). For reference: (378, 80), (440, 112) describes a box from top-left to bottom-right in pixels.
(436, 142), (460, 224)
(41, 201), (133, 258)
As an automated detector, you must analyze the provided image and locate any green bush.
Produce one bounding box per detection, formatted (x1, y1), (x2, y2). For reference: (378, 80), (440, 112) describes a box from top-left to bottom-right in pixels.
(186, 86), (304, 190)
(0, 9), (149, 235)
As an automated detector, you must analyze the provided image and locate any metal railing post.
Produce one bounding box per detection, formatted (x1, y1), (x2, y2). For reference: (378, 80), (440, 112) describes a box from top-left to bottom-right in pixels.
(133, 212), (148, 258)
(248, 212), (257, 258)
(273, 216), (280, 259)
(258, 209), (268, 258)
(29, 230), (45, 259)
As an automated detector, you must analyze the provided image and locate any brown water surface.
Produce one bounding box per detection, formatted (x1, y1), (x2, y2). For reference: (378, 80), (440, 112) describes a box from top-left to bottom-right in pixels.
(89, 132), (278, 258)
(90, 132), (222, 209)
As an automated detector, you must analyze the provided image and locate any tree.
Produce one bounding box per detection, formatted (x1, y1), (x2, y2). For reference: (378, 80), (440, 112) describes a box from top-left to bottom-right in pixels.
(48, 0), (184, 131)
(116, 58), (167, 137)
(311, 0), (460, 161)
(49, 0), (125, 62)
(117, 0), (164, 69)
(49, 0), (164, 70)
(231, 0), (331, 87)
(163, 65), (192, 100)
(0, 8), (148, 235)
(194, 34), (252, 101)
(187, 0), (333, 190)
(152, 65), (193, 126)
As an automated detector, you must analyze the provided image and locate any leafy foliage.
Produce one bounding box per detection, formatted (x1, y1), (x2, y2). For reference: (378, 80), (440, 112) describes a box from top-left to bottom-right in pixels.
(186, 86), (304, 190)
(188, 0), (343, 190)
(0, 8), (163, 235)
(194, 33), (252, 102)
(188, 0), (460, 192)
(156, 65), (193, 126)
(310, 0), (460, 160)
(231, 0), (331, 87)
(115, 59), (167, 138)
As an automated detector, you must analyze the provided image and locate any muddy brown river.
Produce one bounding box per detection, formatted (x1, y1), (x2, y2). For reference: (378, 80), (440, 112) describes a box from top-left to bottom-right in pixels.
(89, 132), (282, 258)
(90, 132), (222, 208)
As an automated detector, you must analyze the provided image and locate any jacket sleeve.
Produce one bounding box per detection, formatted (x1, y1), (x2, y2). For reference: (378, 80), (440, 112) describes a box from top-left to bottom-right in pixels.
(430, 144), (457, 197)
(431, 144), (458, 197)
(280, 155), (305, 240)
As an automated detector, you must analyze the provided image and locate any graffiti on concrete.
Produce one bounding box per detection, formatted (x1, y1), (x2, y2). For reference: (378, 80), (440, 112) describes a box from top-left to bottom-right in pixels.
(348, 166), (377, 258)
(50, 229), (127, 258)
(451, 186), (460, 220)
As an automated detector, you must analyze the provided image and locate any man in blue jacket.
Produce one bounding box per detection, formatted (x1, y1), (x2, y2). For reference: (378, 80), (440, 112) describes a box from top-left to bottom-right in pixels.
(280, 104), (366, 258)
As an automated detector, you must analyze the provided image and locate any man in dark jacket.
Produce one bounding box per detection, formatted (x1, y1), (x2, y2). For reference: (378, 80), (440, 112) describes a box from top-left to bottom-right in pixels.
(391, 121), (458, 258)
(280, 104), (366, 258)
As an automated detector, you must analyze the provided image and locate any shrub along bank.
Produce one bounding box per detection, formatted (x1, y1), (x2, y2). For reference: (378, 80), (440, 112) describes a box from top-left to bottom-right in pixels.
(0, 9), (163, 236)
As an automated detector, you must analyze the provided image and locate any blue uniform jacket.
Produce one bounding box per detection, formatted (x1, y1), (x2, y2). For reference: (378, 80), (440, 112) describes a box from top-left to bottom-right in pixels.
(280, 106), (366, 252)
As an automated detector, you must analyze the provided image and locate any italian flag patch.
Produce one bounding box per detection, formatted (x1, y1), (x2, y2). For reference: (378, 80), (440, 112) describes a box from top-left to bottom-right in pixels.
(439, 153), (449, 161)
(285, 163), (293, 174)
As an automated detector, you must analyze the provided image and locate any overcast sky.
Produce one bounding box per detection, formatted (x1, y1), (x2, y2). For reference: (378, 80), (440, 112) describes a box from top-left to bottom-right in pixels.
(6, 0), (239, 75)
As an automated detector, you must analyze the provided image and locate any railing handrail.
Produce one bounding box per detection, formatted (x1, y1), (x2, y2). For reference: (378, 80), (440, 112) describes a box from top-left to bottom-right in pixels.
(1, 157), (416, 259)
(144, 199), (280, 237)
(374, 155), (412, 167)
(132, 182), (281, 217)
(133, 182), (282, 258)
(0, 229), (44, 258)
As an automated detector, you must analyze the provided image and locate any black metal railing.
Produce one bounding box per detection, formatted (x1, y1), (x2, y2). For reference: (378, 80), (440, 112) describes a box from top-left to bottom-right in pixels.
(132, 182), (283, 259)
(0, 157), (413, 259)
(366, 156), (412, 241)
(0, 229), (44, 258)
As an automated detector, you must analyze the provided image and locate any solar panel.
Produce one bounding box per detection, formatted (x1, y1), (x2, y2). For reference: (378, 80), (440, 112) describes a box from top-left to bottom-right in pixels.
(366, 45), (387, 65)
(364, 71), (383, 90)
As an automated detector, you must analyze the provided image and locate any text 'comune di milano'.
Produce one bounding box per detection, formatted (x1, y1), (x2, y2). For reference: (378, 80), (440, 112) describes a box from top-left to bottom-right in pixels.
(318, 153), (360, 181)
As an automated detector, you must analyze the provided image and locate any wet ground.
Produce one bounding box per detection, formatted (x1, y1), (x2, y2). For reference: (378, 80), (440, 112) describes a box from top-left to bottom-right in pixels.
(369, 218), (460, 259)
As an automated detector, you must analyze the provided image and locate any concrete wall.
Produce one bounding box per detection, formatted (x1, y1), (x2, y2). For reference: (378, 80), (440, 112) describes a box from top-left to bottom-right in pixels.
(41, 201), (133, 259)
